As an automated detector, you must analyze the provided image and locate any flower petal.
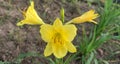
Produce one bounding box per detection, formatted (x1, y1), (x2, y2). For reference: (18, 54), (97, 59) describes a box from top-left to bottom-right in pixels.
(40, 24), (54, 43)
(63, 24), (77, 41)
(65, 42), (76, 53)
(17, 1), (44, 26)
(53, 18), (64, 33)
(44, 42), (52, 57)
(53, 43), (67, 58)
(53, 18), (63, 27)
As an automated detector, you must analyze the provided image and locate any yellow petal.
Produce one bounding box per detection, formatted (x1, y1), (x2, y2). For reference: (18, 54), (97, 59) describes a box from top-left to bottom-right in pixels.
(52, 18), (65, 33)
(65, 42), (76, 53)
(63, 24), (77, 41)
(67, 10), (99, 24)
(44, 42), (52, 57)
(17, 1), (44, 26)
(53, 42), (67, 58)
(40, 24), (54, 43)
(53, 18), (63, 27)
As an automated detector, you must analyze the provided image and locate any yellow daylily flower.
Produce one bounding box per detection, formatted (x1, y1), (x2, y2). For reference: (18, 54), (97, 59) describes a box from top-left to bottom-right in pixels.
(67, 10), (99, 24)
(17, 1), (44, 26)
(40, 18), (77, 58)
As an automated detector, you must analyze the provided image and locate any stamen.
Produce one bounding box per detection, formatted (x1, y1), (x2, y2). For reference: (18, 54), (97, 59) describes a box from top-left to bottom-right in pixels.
(53, 33), (63, 44)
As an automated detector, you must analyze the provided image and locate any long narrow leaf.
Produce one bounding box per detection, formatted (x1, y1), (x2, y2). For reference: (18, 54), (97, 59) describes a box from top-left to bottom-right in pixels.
(85, 52), (94, 64)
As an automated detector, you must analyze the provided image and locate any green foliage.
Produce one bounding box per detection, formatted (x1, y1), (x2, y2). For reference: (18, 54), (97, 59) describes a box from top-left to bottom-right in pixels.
(85, 52), (94, 64)
(0, 61), (11, 64)
(74, 0), (120, 64)
(96, 0), (120, 36)
(14, 52), (39, 64)
(86, 0), (120, 54)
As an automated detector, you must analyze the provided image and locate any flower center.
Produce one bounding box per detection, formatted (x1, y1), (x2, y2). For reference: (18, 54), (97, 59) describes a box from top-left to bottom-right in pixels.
(52, 33), (63, 44)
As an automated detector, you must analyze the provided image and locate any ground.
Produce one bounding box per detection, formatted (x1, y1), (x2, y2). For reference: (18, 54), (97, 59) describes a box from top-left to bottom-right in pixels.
(0, 0), (120, 64)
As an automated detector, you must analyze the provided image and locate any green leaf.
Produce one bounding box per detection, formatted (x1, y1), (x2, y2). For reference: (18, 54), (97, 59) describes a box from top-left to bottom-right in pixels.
(94, 58), (98, 64)
(64, 53), (78, 64)
(104, 0), (113, 12)
(85, 52), (94, 64)
(101, 60), (109, 64)
(112, 36), (120, 40)
(48, 58), (56, 64)
(0, 61), (11, 64)
(0, 61), (5, 64)
(14, 52), (39, 63)
(87, 33), (112, 53)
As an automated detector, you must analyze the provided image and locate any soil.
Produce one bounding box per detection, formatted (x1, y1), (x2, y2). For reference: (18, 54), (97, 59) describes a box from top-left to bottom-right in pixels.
(0, 0), (120, 64)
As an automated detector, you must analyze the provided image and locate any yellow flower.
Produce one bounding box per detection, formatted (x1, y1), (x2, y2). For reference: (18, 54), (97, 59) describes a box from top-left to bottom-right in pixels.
(40, 18), (77, 58)
(17, 1), (44, 26)
(67, 10), (99, 24)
